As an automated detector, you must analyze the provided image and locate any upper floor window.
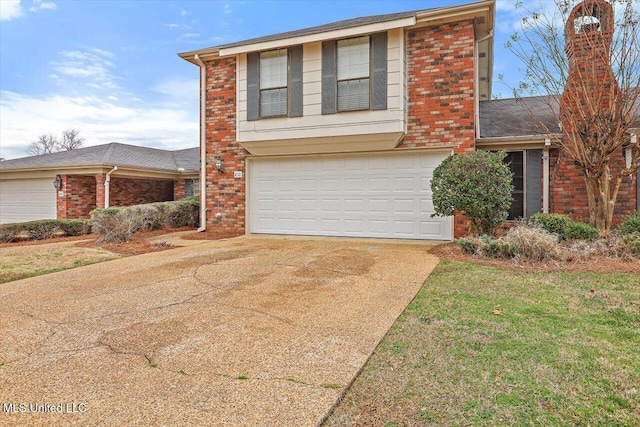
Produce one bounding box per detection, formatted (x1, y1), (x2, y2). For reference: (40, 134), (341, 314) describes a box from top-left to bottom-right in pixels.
(260, 49), (288, 117)
(322, 32), (387, 115)
(337, 36), (370, 111)
(247, 46), (303, 121)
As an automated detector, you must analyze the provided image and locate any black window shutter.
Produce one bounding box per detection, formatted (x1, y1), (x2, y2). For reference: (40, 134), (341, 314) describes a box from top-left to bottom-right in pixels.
(247, 52), (259, 121)
(289, 45), (303, 117)
(321, 40), (337, 115)
(526, 150), (542, 218)
(371, 32), (387, 111)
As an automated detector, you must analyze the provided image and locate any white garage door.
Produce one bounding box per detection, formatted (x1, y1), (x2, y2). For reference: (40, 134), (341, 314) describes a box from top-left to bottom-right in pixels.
(0, 178), (57, 224)
(248, 151), (452, 240)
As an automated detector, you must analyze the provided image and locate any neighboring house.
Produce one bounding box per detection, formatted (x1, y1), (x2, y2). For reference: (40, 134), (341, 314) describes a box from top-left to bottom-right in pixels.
(479, 96), (639, 225)
(0, 143), (199, 224)
(178, 0), (637, 241)
(179, 0), (495, 240)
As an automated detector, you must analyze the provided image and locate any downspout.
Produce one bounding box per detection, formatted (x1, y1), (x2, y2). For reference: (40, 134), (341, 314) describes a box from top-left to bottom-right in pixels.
(543, 138), (551, 213)
(104, 166), (118, 208)
(474, 31), (493, 138)
(194, 53), (207, 232)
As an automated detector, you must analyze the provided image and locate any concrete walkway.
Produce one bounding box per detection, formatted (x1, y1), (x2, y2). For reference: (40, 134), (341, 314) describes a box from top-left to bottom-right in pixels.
(0, 235), (440, 426)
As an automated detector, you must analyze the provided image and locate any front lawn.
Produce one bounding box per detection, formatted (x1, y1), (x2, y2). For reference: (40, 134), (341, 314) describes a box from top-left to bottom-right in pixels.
(325, 260), (640, 426)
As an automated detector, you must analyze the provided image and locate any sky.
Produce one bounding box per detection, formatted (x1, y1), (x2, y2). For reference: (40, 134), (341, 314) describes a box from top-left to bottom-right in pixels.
(0, 0), (570, 160)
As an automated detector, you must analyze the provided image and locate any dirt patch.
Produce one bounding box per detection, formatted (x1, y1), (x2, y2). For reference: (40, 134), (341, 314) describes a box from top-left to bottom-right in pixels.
(181, 230), (243, 241)
(431, 242), (640, 273)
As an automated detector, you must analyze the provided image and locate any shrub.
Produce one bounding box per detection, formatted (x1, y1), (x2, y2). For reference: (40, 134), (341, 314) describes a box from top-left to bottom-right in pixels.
(564, 221), (599, 240)
(431, 150), (513, 236)
(617, 213), (640, 235)
(529, 213), (571, 239)
(455, 237), (478, 254)
(90, 208), (139, 243)
(477, 235), (516, 259)
(90, 197), (200, 242)
(504, 225), (564, 261)
(0, 219), (90, 242)
(622, 233), (640, 256)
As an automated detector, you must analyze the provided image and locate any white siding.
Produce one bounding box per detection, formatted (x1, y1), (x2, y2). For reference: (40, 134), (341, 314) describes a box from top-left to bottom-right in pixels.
(237, 28), (406, 143)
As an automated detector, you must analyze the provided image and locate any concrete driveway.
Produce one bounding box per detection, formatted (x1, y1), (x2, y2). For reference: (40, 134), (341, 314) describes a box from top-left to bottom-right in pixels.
(0, 235), (440, 426)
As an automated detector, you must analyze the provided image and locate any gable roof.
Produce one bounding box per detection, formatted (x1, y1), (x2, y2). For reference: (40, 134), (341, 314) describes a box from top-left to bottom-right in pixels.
(0, 143), (199, 173)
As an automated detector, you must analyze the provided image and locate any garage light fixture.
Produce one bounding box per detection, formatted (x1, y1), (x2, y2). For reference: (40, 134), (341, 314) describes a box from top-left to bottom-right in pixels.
(625, 133), (637, 170)
(52, 174), (63, 191)
(214, 156), (225, 173)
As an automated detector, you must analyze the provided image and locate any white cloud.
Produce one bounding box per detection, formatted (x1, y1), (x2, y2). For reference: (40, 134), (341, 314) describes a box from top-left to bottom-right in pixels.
(29, 0), (56, 12)
(180, 10), (187, 16)
(152, 77), (198, 101)
(0, 91), (198, 159)
(0, 0), (23, 20)
(50, 48), (120, 90)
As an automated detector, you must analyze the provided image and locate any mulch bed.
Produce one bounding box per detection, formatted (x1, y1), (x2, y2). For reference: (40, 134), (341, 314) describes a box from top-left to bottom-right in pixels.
(431, 242), (640, 274)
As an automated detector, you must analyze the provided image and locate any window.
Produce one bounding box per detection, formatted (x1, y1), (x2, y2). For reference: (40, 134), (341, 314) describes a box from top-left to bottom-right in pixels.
(504, 151), (524, 220)
(247, 46), (302, 121)
(337, 37), (370, 111)
(259, 49), (288, 117)
(321, 32), (386, 115)
(185, 179), (200, 198)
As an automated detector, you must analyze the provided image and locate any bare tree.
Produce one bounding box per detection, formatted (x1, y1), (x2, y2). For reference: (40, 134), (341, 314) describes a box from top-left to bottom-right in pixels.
(504, 0), (640, 230)
(58, 128), (85, 151)
(27, 128), (85, 156)
(28, 134), (58, 156)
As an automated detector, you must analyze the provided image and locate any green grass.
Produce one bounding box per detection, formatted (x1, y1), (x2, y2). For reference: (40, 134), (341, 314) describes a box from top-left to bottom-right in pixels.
(325, 260), (640, 426)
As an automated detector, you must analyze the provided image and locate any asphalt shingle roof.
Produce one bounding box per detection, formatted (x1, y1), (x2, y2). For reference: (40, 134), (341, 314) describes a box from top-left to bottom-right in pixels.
(0, 143), (199, 173)
(213, 10), (419, 50)
(479, 96), (561, 138)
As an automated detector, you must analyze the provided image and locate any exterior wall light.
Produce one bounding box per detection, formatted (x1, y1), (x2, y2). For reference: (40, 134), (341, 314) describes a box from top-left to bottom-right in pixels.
(53, 174), (63, 191)
(214, 156), (225, 173)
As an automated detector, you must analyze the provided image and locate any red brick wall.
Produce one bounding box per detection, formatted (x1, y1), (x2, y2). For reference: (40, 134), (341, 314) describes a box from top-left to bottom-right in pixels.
(95, 173), (105, 209)
(550, 147), (636, 226)
(57, 175), (97, 219)
(174, 179), (186, 200)
(400, 20), (476, 153)
(203, 56), (246, 236)
(401, 20), (476, 237)
(109, 178), (174, 207)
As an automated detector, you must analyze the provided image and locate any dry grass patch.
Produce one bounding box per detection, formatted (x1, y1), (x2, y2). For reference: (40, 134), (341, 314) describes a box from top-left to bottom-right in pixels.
(0, 241), (119, 283)
(324, 261), (640, 426)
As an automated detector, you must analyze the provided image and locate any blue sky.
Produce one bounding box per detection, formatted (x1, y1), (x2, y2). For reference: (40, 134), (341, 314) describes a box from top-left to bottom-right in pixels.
(0, 0), (548, 160)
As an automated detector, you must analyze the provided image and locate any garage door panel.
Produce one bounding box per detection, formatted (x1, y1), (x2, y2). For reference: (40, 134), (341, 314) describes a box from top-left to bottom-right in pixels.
(0, 178), (57, 224)
(249, 152), (452, 240)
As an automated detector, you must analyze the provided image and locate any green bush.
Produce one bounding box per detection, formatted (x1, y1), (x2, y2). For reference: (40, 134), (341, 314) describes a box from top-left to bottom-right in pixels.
(431, 151), (513, 236)
(617, 213), (640, 235)
(0, 219), (90, 242)
(622, 233), (640, 256)
(564, 221), (599, 241)
(478, 235), (516, 259)
(529, 213), (571, 239)
(455, 237), (478, 255)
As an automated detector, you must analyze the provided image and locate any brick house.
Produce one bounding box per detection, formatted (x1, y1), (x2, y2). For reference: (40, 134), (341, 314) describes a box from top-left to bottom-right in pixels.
(0, 143), (199, 224)
(179, 0), (495, 240)
(179, 0), (637, 240)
